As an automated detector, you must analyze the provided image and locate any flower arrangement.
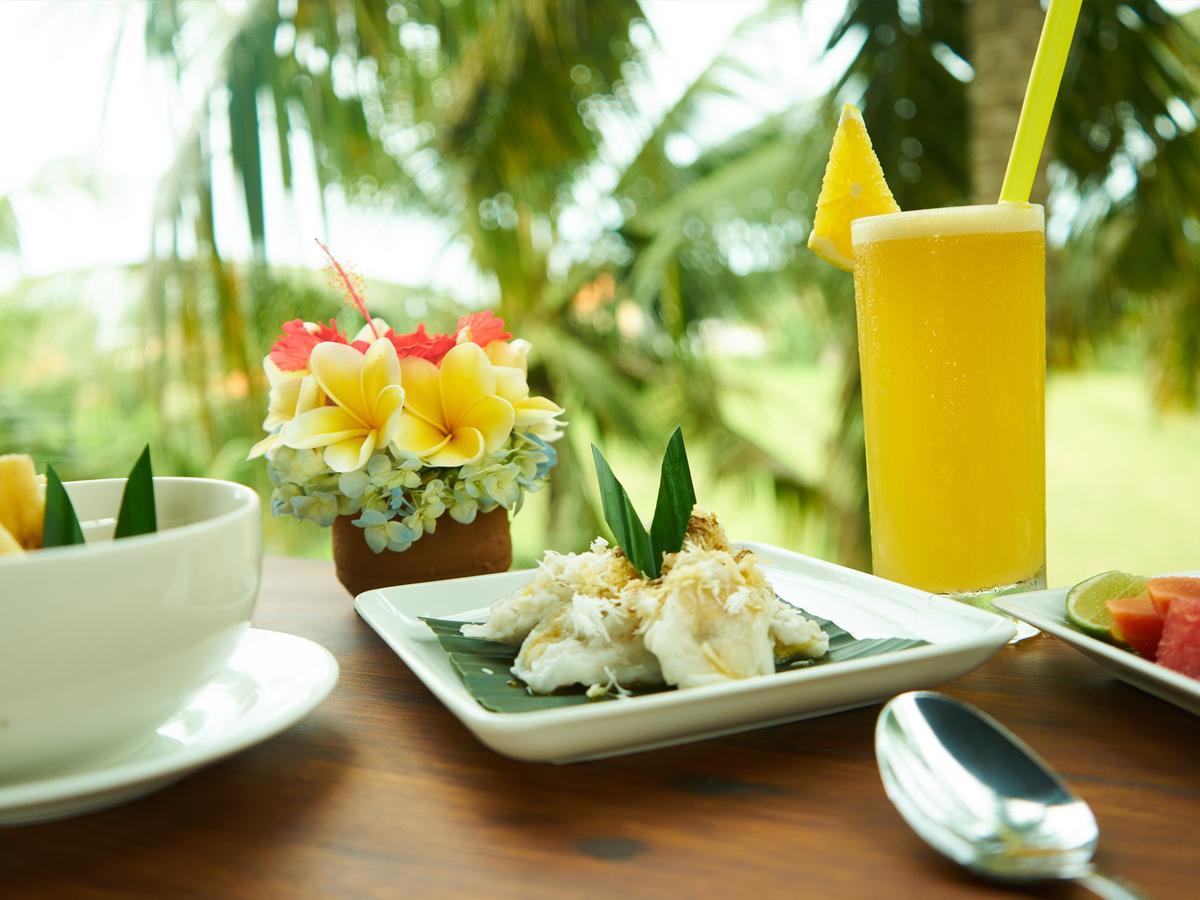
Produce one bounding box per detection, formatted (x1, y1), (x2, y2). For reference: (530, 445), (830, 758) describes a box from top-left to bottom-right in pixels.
(250, 243), (564, 555)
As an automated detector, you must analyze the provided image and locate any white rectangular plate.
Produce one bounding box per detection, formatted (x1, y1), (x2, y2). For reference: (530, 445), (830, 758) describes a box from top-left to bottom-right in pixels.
(356, 542), (1015, 763)
(994, 574), (1200, 718)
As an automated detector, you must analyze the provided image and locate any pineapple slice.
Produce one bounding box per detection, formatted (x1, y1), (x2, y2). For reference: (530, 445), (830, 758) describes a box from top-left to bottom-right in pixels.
(0, 521), (23, 556)
(807, 104), (900, 271)
(0, 454), (45, 549)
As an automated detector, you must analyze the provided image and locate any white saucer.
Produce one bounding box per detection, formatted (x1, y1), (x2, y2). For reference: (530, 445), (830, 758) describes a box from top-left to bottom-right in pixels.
(0, 628), (339, 826)
(995, 573), (1200, 718)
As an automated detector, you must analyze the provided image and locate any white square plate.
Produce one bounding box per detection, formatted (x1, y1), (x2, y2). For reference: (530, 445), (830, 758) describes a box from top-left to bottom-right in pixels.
(356, 542), (1015, 762)
(994, 574), (1200, 717)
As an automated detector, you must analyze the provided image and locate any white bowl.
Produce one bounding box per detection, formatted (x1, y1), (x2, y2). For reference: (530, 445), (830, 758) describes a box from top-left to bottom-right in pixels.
(0, 477), (261, 781)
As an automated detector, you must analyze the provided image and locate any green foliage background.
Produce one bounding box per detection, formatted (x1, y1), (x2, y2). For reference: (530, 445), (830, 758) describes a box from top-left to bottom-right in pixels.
(1, 0), (1198, 581)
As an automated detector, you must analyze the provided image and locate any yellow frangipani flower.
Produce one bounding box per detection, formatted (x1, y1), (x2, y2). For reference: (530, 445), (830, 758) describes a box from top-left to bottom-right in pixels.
(491, 363), (565, 440)
(248, 356), (325, 459)
(484, 338), (531, 370)
(394, 342), (516, 467)
(282, 338), (406, 473)
(352, 317), (392, 343)
(479, 338), (564, 438)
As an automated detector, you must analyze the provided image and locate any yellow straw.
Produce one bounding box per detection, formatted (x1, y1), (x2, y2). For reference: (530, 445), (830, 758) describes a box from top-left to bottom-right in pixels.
(999, 0), (1083, 203)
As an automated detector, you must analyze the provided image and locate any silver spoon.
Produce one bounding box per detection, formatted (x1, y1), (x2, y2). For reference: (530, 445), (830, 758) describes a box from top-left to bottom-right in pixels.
(875, 691), (1143, 899)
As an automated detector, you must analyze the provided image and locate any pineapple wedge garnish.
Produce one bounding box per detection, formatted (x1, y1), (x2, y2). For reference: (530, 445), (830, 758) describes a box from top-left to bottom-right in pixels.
(807, 104), (900, 271)
(0, 454), (45, 550)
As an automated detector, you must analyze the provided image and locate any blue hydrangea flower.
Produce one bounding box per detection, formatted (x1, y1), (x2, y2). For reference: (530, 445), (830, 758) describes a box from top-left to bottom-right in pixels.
(271, 431), (559, 546)
(338, 469), (370, 499)
(290, 491), (340, 527)
(525, 433), (557, 480)
(352, 508), (417, 553)
(270, 483), (302, 516)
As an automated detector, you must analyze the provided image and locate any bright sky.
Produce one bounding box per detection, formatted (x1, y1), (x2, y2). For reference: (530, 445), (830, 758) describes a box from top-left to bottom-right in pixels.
(0, 0), (1197, 295)
(0, 0), (843, 296)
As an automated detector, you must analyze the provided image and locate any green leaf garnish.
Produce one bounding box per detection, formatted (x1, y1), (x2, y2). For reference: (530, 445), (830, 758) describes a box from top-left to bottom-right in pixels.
(591, 444), (658, 577)
(591, 427), (698, 578)
(422, 605), (928, 713)
(42, 464), (85, 548)
(114, 445), (157, 539)
(649, 426), (696, 561)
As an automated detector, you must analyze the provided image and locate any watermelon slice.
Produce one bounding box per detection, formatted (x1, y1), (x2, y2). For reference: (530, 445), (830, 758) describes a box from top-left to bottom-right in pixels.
(1156, 595), (1200, 679)
(1106, 592), (1164, 660)
(1146, 576), (1200, 618)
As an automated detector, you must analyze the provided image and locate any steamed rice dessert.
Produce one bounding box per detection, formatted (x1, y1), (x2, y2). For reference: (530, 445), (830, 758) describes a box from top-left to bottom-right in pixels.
(512, 592), (662, 695)
(462, 509), (828, 695)
(461, 537), (636, 644)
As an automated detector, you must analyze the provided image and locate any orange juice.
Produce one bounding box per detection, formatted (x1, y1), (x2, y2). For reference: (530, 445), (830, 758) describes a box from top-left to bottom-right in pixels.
(851, 204), (1046, 595)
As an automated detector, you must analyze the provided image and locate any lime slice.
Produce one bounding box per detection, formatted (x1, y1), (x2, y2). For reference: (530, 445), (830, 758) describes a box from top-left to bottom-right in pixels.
(1065, 571), (1148, 641)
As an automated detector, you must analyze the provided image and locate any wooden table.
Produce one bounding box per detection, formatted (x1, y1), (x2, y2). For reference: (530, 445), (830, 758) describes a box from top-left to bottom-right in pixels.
(6, 558), (1199, 898)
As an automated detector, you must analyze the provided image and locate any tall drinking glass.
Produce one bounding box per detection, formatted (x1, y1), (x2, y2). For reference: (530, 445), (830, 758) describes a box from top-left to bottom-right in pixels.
(850, 203), (1046, 602)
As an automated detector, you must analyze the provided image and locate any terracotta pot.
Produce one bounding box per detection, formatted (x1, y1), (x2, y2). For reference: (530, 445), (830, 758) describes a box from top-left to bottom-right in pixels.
(331, 508), (512, 596)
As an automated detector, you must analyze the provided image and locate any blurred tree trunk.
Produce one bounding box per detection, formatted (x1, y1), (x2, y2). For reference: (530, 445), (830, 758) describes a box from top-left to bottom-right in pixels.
(967, 0), (1049, 205)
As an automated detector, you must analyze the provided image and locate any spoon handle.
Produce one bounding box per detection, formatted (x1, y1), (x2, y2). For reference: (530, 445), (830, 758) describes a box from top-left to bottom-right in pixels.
(1078, 870), (1144, 900)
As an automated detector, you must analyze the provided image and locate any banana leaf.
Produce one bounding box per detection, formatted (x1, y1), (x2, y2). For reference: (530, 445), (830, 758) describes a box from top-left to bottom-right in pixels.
(422, 604), (927, 714)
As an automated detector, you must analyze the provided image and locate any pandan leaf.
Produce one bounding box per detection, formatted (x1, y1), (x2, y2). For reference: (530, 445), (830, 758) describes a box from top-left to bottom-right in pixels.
(43, 464), (84, 548)
(114, 446), (157, 539)
(422, 603), (928, 713)
(649, 427), (696, 562)
(591, 444), (657, 577)
(422, 618), (629, 712)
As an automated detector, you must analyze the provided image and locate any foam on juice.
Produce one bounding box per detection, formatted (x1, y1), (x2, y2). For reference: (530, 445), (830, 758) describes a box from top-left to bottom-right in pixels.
(852, 203), (1044, 247)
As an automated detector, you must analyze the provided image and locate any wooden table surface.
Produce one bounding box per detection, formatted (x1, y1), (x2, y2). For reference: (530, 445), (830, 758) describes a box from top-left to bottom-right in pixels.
(6, 557), (1199, 898)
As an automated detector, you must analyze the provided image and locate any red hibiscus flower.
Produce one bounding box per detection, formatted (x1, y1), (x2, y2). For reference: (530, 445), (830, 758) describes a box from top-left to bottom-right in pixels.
(387, 324), (457, 363)
(456, 310), (512, 347)
(269, 319), (349, 371)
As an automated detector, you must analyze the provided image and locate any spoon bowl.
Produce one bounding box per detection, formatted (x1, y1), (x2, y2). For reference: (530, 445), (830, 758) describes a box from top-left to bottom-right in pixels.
(876, 691), (1141, 898)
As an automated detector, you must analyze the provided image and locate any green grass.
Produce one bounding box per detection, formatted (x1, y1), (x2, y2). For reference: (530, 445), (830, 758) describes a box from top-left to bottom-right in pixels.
(506, 363), (837, 569)
(1046, 372), (1200, 585)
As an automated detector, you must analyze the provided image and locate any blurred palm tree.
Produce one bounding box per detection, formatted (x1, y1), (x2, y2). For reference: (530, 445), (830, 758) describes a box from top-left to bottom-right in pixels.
(817, 0), (1200, 567)
(138, 0), (1200, 566)
(141, 0), (830, 553)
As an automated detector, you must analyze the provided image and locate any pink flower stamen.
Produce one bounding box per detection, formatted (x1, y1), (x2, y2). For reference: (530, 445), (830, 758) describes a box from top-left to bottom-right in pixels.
(315, 239), (380, 340)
